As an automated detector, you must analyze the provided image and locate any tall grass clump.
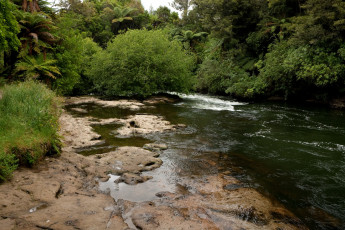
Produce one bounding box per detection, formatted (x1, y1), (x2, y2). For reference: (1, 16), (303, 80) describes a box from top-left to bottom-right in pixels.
(0, 81), (61, 181)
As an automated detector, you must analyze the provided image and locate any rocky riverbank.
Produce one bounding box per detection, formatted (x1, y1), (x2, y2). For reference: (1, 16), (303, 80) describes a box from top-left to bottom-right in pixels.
(0, 96), (307, 230)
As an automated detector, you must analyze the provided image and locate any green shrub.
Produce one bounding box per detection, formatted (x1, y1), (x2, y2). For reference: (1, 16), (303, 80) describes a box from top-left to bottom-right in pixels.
(0, 81), (61, 181)
(88, 29), (195, 97)
(0, 151), (18, 182)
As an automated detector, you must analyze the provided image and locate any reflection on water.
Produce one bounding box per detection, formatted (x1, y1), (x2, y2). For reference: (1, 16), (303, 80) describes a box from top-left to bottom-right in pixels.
(66, 94), (345, 230)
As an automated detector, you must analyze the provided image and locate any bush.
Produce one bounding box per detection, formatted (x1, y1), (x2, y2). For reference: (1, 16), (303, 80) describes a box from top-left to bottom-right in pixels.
(88, 29), (195, 97)
(0, 81), (61, 181)
(0, 151), (17, 182)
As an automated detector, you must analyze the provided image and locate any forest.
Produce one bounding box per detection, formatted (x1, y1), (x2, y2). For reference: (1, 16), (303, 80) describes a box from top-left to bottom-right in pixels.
(1, 0), (345, 101)
(1, 0), (345, 180)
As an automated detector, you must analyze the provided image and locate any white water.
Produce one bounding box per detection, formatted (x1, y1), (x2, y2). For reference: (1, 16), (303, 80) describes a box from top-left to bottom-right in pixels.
(170, 93), (247, 111)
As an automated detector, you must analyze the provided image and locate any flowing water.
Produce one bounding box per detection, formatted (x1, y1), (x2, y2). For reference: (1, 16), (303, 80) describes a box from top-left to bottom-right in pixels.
(66, 94), (345, 230)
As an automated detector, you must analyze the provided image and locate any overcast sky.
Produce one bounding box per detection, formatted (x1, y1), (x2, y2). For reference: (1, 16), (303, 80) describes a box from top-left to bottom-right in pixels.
(47, 0), (178, 13)
(141, 0), (176, 12)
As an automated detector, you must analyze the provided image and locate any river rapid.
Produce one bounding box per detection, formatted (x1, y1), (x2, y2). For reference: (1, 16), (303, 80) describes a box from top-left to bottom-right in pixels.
(67, 94), (345, 230)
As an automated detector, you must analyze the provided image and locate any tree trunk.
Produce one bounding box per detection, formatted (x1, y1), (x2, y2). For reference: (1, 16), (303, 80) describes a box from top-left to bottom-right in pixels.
(22, 0), (28, 11)
(29, 0), (34, 12)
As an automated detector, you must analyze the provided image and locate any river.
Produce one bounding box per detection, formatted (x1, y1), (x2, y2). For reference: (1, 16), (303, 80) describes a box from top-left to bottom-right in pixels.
(66, 94), (345, 230)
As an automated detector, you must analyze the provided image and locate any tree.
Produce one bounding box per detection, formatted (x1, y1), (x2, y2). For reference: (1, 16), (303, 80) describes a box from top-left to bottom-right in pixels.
(88, 29), (195, 97)
(111, 5), (136, 23)
(291, 0), (345, 46)
(174, 30), (208, 50)
(0, 0), (21, 67)
(171, 0), (190, 19)
(0, 0), (21, 52)
(17, 12), (56, 59)
(14, 55), (61, 82)
(22, 0), (41, 12)
(191, 0), (265, 44)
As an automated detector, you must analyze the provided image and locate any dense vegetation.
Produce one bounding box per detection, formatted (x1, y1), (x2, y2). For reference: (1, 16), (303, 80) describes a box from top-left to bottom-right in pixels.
(88, 29), (195, 97)
(1, 0), (345, 178)
(0, 81), (61, 181)
(1, 0), (345, 101)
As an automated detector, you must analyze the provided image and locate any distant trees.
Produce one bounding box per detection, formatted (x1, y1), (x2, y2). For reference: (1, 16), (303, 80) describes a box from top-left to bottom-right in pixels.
(2, 0), (345, 101)
(184, 0), (345, 100)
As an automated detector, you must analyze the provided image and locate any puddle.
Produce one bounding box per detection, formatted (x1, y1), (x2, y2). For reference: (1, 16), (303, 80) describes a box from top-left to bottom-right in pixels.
(99, 156), (178, 202)
(75, 123), (151, 156)
(65, 103), (137, 119)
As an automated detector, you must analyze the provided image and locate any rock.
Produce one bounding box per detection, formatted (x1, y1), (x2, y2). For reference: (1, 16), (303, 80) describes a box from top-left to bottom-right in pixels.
(0, 218), (16, 230)
(330, 97), (345, 109)
(143, 94), (181, 105)
(115, 115), (176, 137)
(143, 143), (168, 152)
(115, 173), (152, 185)
(175, 124), (187, 129)
(71, 107), (88, 113)
(59, 113), (102, 150)
(129, 120), (140, 128)
(91, 147), (163, 174)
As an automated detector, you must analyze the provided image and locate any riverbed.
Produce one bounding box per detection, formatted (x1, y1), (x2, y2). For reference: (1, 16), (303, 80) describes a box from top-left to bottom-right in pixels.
(66, 94), (345, 229)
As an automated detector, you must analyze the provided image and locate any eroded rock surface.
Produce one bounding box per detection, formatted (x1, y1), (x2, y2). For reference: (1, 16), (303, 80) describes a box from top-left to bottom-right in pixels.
(115, 115), (175, 137)
(65, 96), (146, 110)
(91, 147), (162, 174)
(116, 174), (306, 230)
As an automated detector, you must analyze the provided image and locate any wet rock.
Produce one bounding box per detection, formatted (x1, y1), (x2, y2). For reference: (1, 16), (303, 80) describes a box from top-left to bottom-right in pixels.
(71, 107), (88, 113)
(65, 96), (146, 110)
(175, 124), (187, 129)
(271, 210), (305, 227)
(143, 143), (168, 152)
(233, 206), (268, 226)
(130, 205), (218, 230)
(330, 97), (345, 109)
(224, 183), (246, 191)
(115, 114), (176, 137)
(143, 95), (181, 105)
(29, 203), (49, 213)
(91, 147), (163, 174)
(129, 120), (139, 128)
(115, 173), (152, 185)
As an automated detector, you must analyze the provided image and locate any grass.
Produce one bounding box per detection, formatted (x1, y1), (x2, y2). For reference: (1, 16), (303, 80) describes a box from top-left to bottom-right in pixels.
(0, 80), (61, 181)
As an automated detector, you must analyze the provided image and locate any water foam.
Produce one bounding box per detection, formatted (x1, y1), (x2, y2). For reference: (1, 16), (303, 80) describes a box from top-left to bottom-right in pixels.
(170, 93), (246, 111)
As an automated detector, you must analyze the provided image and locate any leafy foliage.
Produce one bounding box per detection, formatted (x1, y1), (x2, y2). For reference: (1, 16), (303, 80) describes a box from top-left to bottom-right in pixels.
(88, 29), (195, 97)
(14, 55), (61, 81)
(0, 0), (21, 53)
(17, 12), (56, 57)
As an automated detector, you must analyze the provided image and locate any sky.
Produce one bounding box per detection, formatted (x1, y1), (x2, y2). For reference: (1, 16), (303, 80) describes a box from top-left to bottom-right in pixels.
(47, 0), (178, 13)
(141, 0), (176, 12)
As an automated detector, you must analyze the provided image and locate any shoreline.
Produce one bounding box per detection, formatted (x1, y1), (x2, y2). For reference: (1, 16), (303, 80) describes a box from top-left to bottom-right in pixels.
(0, 96), (307, 229)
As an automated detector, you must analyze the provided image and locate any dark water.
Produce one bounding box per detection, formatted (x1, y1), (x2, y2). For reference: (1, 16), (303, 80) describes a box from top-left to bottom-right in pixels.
(66, 95), (345, 229)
